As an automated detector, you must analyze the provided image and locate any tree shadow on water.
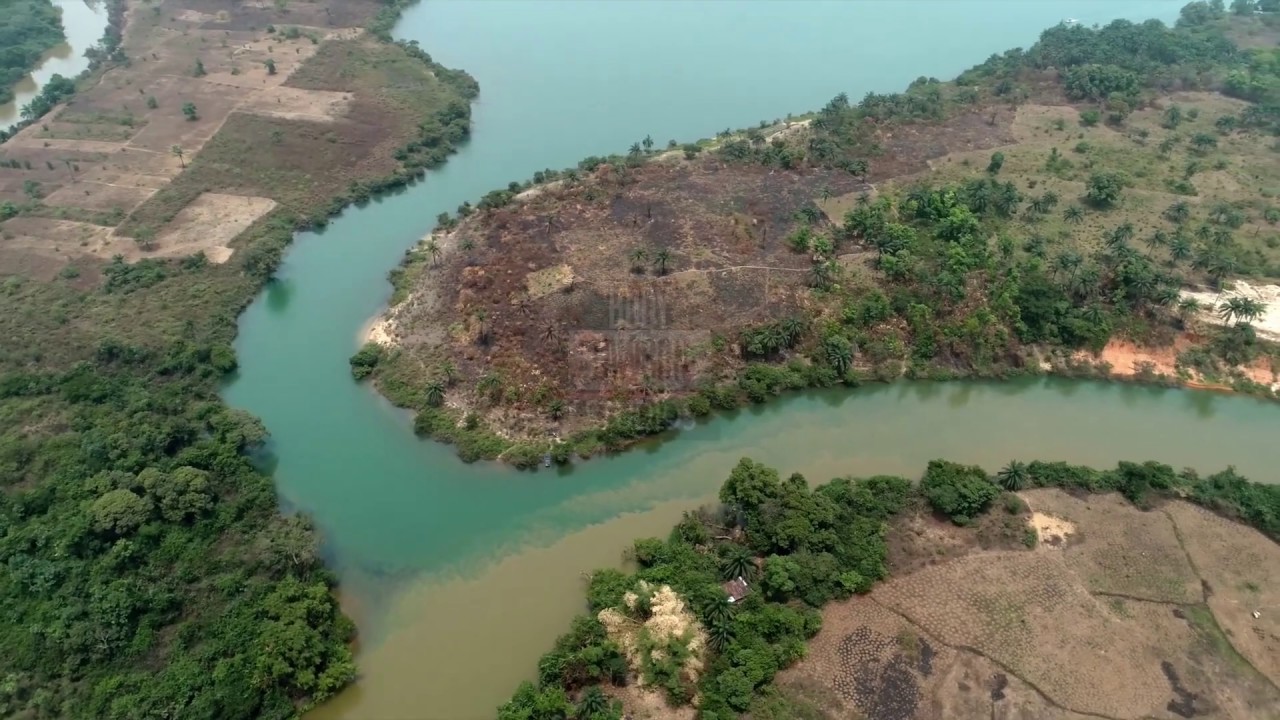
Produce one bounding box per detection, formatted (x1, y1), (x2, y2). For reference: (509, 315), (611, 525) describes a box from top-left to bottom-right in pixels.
(265, 277), (295, 313)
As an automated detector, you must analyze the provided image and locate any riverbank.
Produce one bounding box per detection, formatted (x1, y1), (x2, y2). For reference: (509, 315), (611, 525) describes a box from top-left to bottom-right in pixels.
(356, 9), (1280, 468)
(0, 0), (66, 107)
(0, 0), (480, 715)
(501, 456), (1280, 719)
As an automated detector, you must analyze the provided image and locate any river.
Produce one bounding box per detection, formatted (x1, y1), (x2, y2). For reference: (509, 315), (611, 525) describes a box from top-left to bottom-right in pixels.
(0, 0), (109, 133)
(215, 2), (1280, 719)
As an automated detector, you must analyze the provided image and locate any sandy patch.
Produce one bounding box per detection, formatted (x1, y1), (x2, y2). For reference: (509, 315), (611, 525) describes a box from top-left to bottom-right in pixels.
(515, 180), (564, 202)
(766, 117), (812, 142)
(151, 193), (274, 262)
(241, 86), (354, 123)
(0, 217), (113, 259)
(1079, 337), (1277, 392)
(524, 264), (575, 299)
(361, 315), (395, 347)
(1028, 512), (1076, 548)
(1182, 281), (1280, 342)
(89, 193), (275, 263)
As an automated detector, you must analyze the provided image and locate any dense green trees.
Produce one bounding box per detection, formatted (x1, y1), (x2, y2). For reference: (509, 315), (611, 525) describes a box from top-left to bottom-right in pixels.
(0, 4), (481, 716)
(0, 358), (357, 718)
(0, 0), (64, 106)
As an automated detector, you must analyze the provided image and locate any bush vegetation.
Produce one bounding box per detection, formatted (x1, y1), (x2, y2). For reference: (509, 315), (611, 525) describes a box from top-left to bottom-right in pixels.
(370, 2), (1280, 468)
(0, 2), (479, 717)
(499, 454), (1280, 718)
(0, 0), (64, 106)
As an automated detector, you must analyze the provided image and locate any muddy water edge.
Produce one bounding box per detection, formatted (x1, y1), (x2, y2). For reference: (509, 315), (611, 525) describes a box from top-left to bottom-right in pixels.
(0, 0), (110, 132)
(213, 2), (1280, 719)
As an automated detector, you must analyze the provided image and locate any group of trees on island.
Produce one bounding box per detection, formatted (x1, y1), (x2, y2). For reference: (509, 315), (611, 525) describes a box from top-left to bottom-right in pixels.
(498, 455), (1280, 719)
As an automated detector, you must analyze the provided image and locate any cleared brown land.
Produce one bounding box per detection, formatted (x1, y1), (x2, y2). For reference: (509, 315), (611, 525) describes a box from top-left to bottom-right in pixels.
(372, 106), (1020, 439)
(0, 0), (438, 275)
(779, 494), (1280, 720)
(371, 81), (1280, 448)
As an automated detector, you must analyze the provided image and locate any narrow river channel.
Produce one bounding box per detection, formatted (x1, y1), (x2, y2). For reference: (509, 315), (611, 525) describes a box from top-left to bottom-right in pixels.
(216, 2), (1280, 718)
(0, 0), (109, 132)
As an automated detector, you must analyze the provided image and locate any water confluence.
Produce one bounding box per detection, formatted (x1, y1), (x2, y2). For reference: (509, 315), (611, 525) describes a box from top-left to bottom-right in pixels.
(216, 2), (1278, 718)
(0, 0), (110, 133)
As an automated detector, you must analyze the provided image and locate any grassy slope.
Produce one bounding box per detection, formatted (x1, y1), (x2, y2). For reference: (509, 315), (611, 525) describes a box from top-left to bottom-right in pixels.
(0, 1), (476, 718)
(361, 8), (1280, 469)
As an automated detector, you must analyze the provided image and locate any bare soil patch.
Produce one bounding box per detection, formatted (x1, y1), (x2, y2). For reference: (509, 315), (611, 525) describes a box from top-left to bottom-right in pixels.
(787, 496), (1280, 720)
(1023, 489), (1201, 603)
(1165, 501), (1280, 688)
(0, 0), (444, 280)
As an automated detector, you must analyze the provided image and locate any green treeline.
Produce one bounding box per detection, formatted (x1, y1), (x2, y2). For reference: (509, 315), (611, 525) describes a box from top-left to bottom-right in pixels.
(498, 456), (1280, 719)
(0, 0), (65, 106)
(385, 3), (1280, 469)
(0, 7), (480, 720)
(0, 338), (357, 718)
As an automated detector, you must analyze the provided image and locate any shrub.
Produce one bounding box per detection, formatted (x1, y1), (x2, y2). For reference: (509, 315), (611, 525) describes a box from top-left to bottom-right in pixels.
(920, 459), (1000, 524)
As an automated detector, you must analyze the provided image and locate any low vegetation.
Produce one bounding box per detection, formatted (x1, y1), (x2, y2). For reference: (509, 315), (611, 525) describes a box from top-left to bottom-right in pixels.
(363, 3), (1280, 467)
(498, 455), (1280, 719)
(0, 0), (478, 717)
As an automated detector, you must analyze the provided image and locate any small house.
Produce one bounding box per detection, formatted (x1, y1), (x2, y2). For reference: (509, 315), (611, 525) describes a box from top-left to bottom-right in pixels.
(723, 576), (750, 603)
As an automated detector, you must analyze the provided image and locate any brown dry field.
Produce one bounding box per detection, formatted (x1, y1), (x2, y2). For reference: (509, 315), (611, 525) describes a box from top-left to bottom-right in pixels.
(778, 491), (1280, 720)
(376, 83), (1280, 442)
(376, 105), (1023, 439)
(0, 0), (401, 278)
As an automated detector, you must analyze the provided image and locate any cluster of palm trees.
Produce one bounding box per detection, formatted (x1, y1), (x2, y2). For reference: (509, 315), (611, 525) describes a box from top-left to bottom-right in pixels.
(1217, 295), (1266, 325)
(423, 361), (457, 407)
(627, 247), (673, 275)
(739, 316), (808, 358)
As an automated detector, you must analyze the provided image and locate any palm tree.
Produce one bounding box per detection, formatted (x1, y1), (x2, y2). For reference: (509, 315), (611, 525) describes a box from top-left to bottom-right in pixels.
(628, 142), (642, 157)
(1063, 205), (1085, 224)
(720, 546), (755, 581)
(706, 615), (735, 653)
(477, 373), (501, 401)
(425, 238), (442, 266)
(629, 247), (648, 273)
(1053, 250), (1083, 280)
(438, 360), (457, 384)
(1169, 234), (1193, 265)
(652, 248), (672, 275)
(997, 460), (1028, 491)
(1145, 229), (1168, 253)
(824, 335), (852, 373)
(171, 145), (185, 168)
(1164, 200), (1191, 224)
(424, 379), (445, 407)
(1176, 297), (1202, 327)
(1219, 296), (1265, 325)
(542, 321), (561, 346)
(576, 686), (610, 719)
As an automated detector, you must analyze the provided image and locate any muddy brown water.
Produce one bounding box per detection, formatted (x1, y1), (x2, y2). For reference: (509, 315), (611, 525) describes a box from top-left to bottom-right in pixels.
(0, 0), (110, 133)
(210, 2), (1280, 718)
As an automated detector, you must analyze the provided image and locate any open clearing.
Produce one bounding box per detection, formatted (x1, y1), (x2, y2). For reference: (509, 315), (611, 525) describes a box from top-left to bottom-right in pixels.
(0, 0), (447, 276)
(779, 492), (1280, 720)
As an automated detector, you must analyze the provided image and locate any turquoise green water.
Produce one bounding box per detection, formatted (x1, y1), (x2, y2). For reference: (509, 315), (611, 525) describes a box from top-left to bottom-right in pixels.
(216, 2), (1280, 717)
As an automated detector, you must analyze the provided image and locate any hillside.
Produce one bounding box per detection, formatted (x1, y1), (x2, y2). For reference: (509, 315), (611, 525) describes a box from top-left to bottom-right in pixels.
(360, 4), (1280, 467)
(499, 456), (1280, 720)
